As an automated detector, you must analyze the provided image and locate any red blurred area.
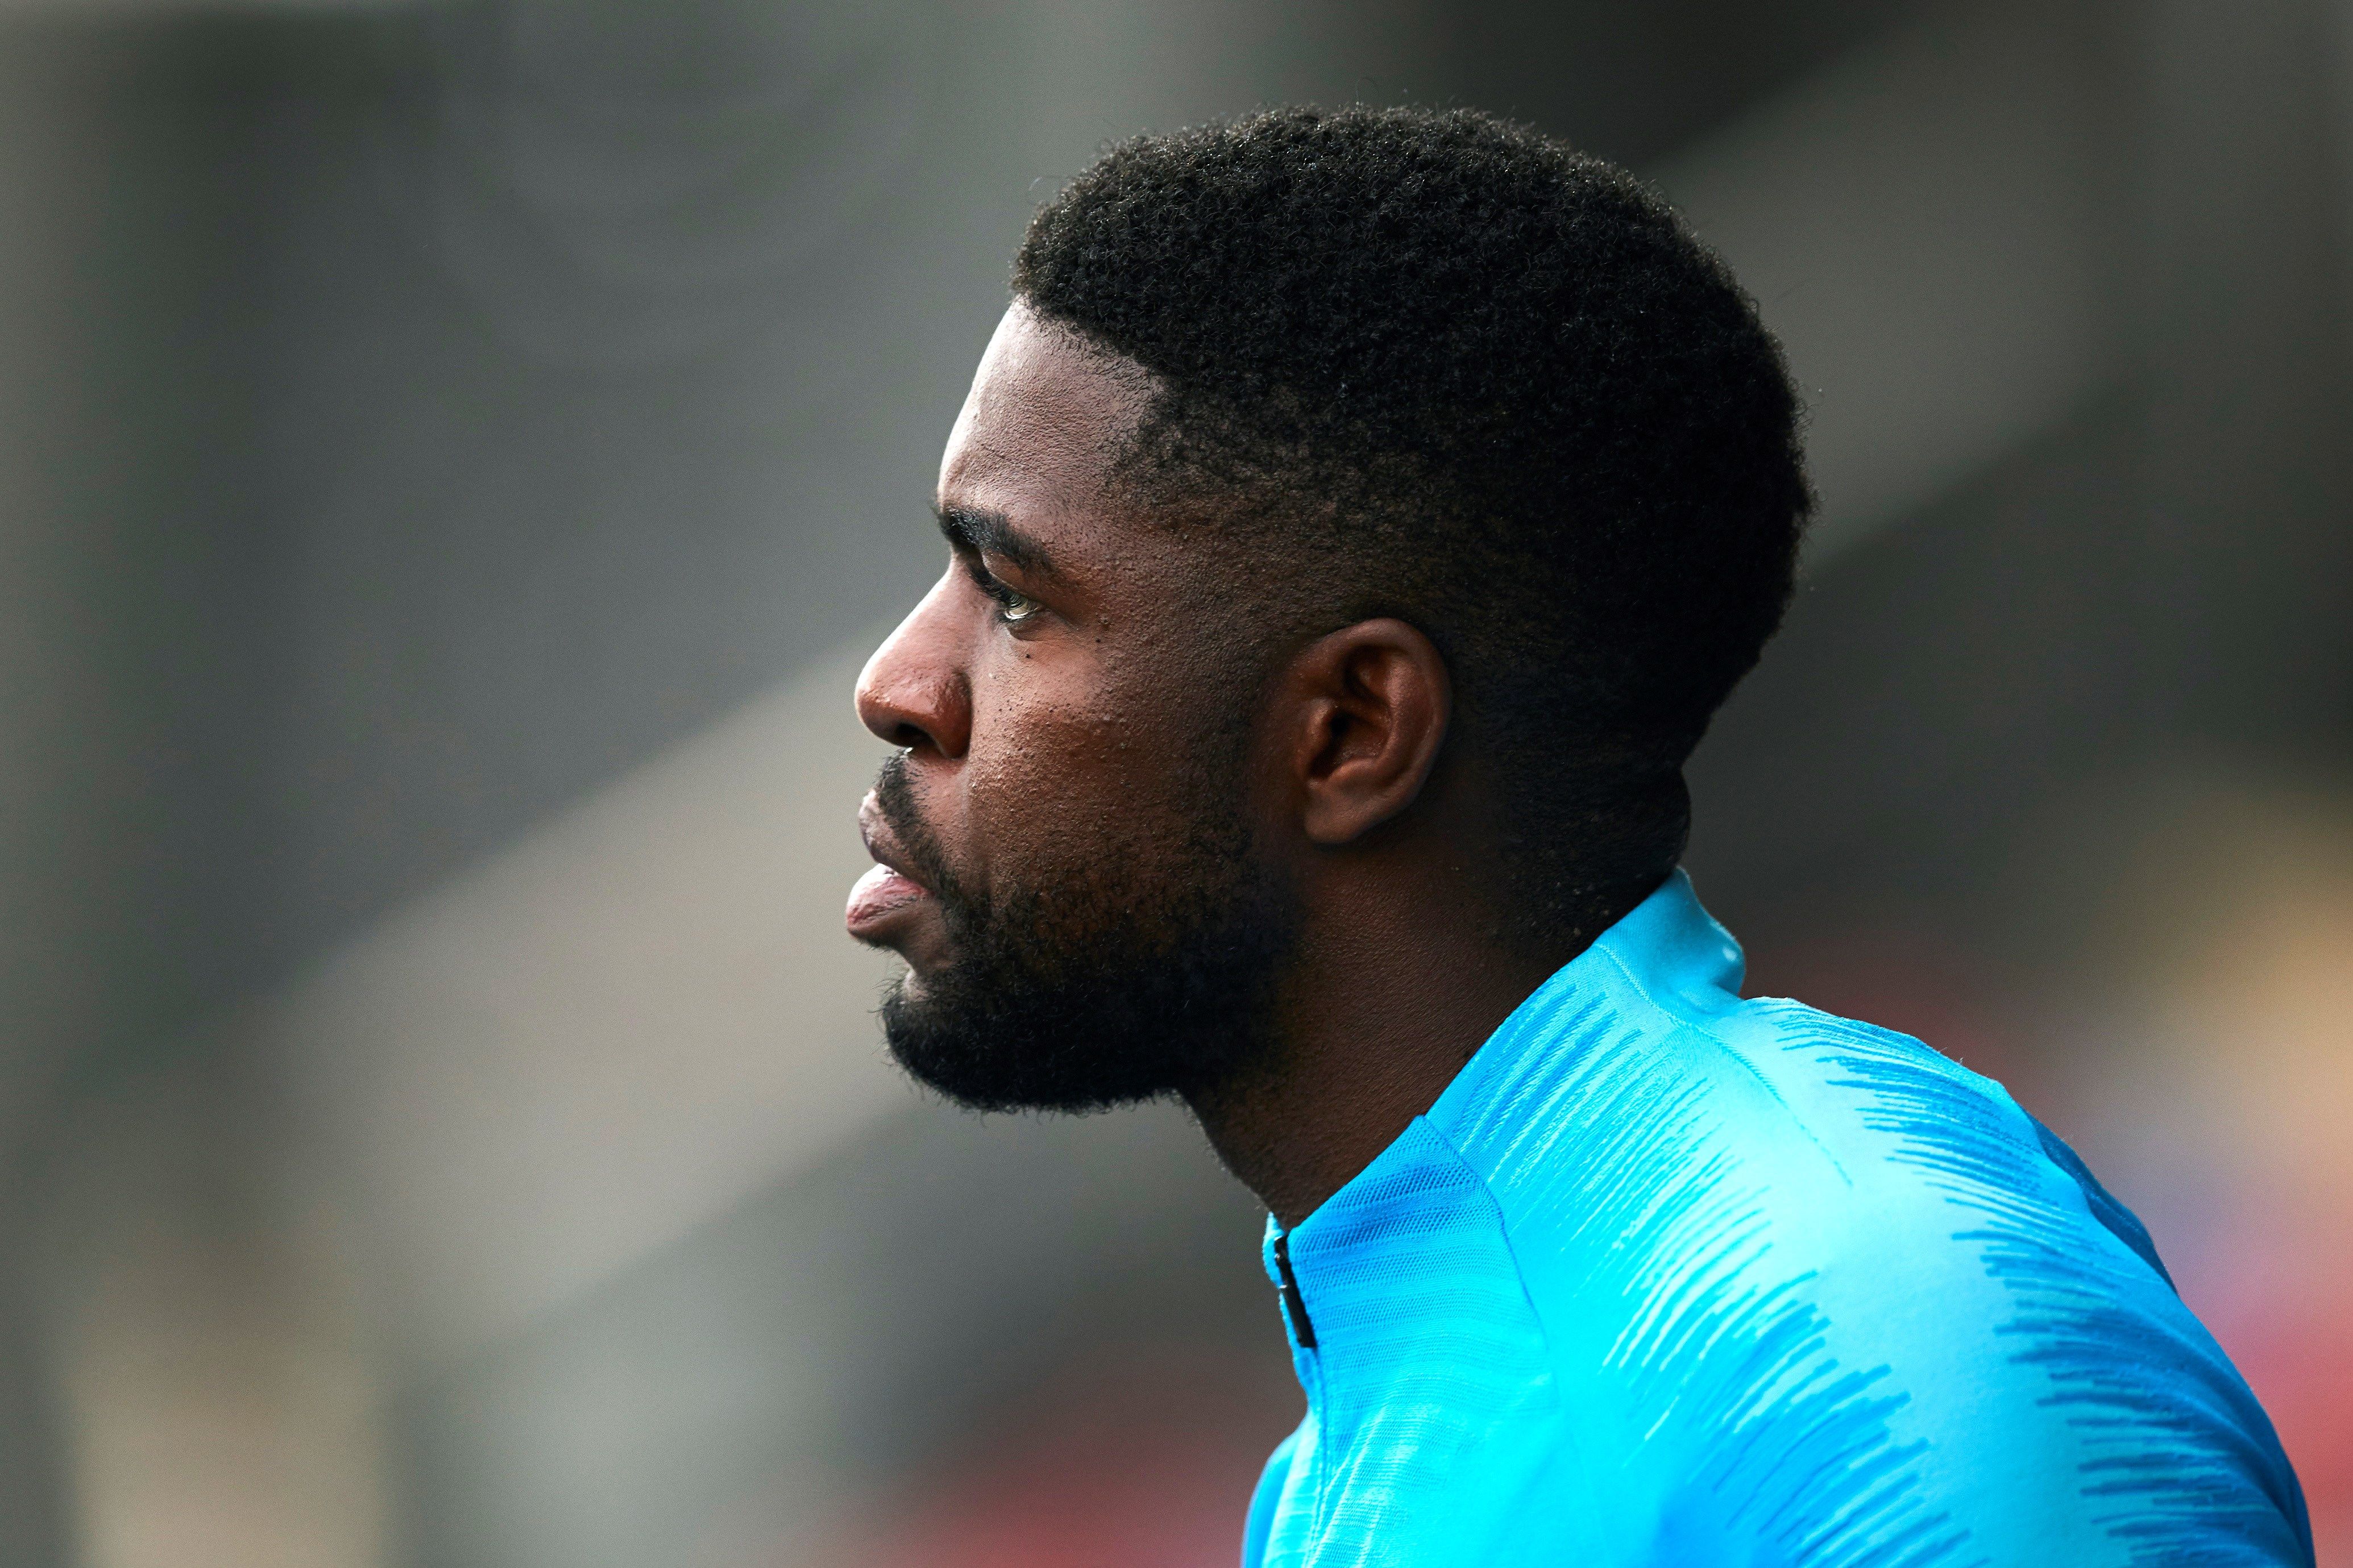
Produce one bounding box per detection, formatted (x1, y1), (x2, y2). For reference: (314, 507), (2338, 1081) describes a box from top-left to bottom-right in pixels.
(2171, 1195), (2353, 1558)
(825, 1350), (1297, 1568)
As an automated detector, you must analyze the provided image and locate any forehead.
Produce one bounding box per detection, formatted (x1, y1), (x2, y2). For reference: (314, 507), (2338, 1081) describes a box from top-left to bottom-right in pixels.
(937, 303), (1154, 538)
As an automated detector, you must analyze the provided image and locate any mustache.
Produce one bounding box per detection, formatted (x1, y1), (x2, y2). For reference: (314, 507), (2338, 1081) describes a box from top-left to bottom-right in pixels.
(872, 752), (961, 901)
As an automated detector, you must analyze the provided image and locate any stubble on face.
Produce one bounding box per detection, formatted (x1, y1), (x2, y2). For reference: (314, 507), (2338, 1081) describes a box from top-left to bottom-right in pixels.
(870, 689), (1297, 1113)
(853, 303), (1302, 1112)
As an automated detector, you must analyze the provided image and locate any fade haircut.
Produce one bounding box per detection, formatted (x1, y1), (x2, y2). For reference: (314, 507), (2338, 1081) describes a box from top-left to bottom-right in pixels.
(1012, 105), (1811, 949)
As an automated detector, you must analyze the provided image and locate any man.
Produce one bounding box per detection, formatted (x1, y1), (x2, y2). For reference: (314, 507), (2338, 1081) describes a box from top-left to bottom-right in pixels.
(845, 106), (2312, 1566)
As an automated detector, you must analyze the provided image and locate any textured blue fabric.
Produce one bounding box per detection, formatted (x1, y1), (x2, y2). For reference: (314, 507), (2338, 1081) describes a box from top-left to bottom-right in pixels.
(1242, 871), (2312, 1568)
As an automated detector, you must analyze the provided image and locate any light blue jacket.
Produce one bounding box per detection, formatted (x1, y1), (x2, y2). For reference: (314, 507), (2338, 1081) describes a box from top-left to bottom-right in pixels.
(1244, 872), (2311, 1567)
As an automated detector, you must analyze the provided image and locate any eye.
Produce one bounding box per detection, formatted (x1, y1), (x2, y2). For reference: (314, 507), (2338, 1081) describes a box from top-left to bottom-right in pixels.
(960, 554), (1045, 627)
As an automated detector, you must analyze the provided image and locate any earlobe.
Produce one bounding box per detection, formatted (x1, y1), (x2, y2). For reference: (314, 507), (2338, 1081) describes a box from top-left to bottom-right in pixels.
(1290, 618), (1451, 846)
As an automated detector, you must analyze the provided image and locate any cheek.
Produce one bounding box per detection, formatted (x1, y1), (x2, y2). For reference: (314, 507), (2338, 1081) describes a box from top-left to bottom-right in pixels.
(953, 614), (1264, 895)
(962, 677), (1240, 896)
(962, 699), (1148, 879)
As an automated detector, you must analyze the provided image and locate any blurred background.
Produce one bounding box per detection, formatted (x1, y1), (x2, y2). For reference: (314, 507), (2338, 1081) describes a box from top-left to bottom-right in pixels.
(1, 0), (2348, 1562)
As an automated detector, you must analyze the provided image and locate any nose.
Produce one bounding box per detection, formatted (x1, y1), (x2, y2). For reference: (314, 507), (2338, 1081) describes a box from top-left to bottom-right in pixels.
(855, 571), (973, 757)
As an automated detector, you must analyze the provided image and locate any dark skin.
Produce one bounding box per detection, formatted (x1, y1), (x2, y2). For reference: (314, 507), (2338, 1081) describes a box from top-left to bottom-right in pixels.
(852, 302), (1563, 1225)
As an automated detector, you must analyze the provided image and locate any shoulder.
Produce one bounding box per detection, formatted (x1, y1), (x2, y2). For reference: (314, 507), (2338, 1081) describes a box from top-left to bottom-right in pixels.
(1471, 989), (2314, 1565)
(1680, 993), (2194, 1322)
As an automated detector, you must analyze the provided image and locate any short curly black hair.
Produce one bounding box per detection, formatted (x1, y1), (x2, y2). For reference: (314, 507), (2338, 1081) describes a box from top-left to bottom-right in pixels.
(1014, 105), (1810, 947)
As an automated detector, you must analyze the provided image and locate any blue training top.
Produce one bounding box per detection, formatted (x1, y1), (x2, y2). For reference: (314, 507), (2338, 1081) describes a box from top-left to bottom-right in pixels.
(1243, 871), (2312, 1567)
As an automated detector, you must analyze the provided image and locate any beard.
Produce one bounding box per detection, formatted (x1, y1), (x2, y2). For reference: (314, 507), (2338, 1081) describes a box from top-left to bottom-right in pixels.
(869, 750), (1298, 1113)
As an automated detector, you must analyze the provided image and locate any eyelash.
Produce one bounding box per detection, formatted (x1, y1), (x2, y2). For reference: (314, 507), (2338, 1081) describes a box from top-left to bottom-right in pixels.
(964, 560), (1043, 626)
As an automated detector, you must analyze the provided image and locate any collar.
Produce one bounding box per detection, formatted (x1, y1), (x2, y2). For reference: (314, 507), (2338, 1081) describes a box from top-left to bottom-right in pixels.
(1259, 871), (1746, 1413)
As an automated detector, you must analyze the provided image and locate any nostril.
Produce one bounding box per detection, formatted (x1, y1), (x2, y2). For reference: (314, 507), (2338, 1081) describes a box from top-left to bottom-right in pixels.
(855, 650), (969, 757)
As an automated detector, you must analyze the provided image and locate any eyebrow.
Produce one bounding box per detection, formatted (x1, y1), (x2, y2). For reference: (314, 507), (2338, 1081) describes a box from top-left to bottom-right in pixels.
(933, 502), (1065, 584)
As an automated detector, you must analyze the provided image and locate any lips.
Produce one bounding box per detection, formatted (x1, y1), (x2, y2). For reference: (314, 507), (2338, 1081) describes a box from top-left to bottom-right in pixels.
(846, 862), (929, 930)
(848, 789), (936, 939)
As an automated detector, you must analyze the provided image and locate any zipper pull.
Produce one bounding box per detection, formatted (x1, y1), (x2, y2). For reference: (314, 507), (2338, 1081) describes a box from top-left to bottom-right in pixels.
(1273, 1232), (1317, 1349)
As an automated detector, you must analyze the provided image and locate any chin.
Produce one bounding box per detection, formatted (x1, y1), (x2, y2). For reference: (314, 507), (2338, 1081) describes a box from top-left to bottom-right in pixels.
(877, 964), (931, 1019)
(878, 979), (1156, 1113)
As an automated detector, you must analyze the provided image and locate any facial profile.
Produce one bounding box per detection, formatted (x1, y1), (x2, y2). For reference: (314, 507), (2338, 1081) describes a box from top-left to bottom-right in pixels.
(847, 103), (1814, 1116)
(848, 303), (1299, 1111)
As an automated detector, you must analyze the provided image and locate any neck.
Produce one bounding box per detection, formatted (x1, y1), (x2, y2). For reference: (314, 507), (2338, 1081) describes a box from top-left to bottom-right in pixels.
(1183, 861), (1578, 1227)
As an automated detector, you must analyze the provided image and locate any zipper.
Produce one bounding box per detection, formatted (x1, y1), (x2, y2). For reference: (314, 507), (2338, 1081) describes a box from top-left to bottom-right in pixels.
(1273, 1230), (1330, 1544)
(1273, 1232), (1317, 1349)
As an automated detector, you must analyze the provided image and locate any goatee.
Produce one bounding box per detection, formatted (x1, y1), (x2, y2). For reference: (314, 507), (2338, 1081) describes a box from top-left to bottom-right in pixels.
(869, 753), (1298, 1112)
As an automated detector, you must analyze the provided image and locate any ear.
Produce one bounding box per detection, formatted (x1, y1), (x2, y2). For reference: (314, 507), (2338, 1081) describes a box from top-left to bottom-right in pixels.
(1277, 618), (1452, 846)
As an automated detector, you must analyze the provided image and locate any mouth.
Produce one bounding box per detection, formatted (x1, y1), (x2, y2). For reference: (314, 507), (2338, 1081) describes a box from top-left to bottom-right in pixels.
(848, 790), (938, 943)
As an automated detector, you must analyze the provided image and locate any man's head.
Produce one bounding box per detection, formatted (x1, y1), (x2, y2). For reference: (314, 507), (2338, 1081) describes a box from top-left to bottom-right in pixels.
(850, 105), (1809, 1112)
